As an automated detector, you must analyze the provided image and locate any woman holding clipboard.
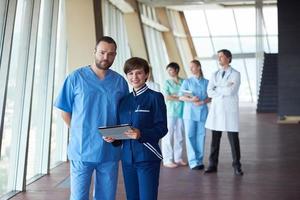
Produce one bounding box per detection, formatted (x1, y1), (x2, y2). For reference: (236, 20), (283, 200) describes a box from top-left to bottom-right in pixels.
(179, 59), (211, 170)
(103, 57), (167, 200)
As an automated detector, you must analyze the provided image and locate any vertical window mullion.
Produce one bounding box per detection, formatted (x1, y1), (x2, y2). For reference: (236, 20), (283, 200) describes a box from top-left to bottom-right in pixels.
(41, 0), (59, 174)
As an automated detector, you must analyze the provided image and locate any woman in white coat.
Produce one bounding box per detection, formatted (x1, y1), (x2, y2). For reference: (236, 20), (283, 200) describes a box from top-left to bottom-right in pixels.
(204, 49), (244, 176)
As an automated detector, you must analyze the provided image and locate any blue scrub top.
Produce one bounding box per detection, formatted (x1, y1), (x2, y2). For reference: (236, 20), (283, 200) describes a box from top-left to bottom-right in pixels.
(54, 66), (129, 162)
(180, 77), (209, 122)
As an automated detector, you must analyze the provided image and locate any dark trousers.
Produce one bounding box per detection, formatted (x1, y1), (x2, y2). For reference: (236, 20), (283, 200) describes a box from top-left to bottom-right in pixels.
(208, 130), (242, 169)
(122, 161), (161, 200)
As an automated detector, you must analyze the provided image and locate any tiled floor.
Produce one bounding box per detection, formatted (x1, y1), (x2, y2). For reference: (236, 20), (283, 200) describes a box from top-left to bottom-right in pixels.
(10, 104), (300, 200)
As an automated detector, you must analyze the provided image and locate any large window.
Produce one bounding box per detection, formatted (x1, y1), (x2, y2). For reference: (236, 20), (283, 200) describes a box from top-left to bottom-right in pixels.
(26, 0), (54, 182)
(102, 0), (131, 74)
(139, 4), (169, 87)
(167, 9), (193, 76)
(1, 0), (35, 195)
(50, 0), (68, 168)
(0, 0), (67, 197)
(184, 5), (278, 102)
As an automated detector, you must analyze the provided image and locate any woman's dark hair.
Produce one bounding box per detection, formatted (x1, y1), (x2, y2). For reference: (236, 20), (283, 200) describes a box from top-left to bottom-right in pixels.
(166, 62), (180, 73)
(218, 49), (232, 63)
(124, 57), (150, 75)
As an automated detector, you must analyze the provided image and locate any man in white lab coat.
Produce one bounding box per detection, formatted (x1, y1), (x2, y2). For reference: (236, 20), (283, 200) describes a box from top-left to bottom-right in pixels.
(204, 49), (244, 176)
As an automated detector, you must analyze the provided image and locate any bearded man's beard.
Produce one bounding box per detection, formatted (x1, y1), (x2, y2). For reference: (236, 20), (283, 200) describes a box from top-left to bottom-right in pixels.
(95, 60), (112, 70)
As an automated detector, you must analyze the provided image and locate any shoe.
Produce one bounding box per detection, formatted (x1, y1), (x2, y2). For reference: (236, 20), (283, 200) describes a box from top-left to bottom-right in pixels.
(204, 166), (217, 173)
(191, 165), (204, 170)
(176, 161), (187, 166)
(163, 163), (178, 168)
(234, 168), (244, 176)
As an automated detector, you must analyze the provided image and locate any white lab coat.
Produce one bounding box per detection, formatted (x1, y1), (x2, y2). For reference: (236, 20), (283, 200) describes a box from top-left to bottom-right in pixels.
(205, 66), (240, 132)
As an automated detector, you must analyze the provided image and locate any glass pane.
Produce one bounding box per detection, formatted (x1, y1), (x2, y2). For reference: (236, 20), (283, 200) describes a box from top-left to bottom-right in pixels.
(233, 8), (255, 36)
(103, 1), (130, 74)
(212, 37), (240, 54)
(175, 37), (193, 72)
(263, 6), (278, 35)
(262, 35), (270, 53)
(193, 37), (214, 58)
(0, 96), (16, 196)
(51, 0), (68, 168)
(0, 0), (8, 62)
(232, 59), (252, 102)
(206, 9), (237, 36)
(26, 0), (53, 181)
(143, 25), (169, 88)
(186, 6), (277, 103)
(184, 10), (209, 36)
(240, 36), (256, 53)
(0, 10), (8, 197)
(0, 0), (31, 194)
(200, 59), (218, 80)
(168, 10), (185, 35)
(244, 58), (257, 101)
(268, 36), (278, 53)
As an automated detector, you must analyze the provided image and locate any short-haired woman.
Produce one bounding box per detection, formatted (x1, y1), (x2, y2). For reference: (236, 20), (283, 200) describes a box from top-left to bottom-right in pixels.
(104, 57), (168, 200)
(161, 62), (187, 168)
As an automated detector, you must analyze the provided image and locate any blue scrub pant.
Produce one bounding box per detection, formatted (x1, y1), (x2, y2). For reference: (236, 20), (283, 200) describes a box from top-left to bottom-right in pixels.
(70, 160), (118, 200)
(122, 161), (161, 200)
(184, 120), (206, 168)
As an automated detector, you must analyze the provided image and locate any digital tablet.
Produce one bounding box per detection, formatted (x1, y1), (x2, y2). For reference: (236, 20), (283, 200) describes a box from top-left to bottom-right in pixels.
(98, 124), (132, 140)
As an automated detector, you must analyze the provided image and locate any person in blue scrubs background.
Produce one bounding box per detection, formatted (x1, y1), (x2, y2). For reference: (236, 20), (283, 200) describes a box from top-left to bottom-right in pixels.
(104, 57), (168, 200)
(54, 36), (129, 200)
(179, 59), (210, 170)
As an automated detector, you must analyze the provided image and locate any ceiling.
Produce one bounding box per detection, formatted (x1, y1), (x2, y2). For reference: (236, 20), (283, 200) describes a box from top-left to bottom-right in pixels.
(137, 0), (277, 9)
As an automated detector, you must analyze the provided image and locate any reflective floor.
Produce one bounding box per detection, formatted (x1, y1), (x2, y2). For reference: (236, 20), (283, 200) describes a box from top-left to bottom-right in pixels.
(10, 104), (300, 200)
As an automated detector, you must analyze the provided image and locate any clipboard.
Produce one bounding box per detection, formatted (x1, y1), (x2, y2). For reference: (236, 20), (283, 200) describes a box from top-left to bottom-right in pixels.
(98, 124), (132, 140)
(182, 89), (193, 97)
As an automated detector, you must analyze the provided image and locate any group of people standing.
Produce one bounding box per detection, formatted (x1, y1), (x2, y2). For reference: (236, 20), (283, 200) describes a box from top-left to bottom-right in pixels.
(161, 50), (243, 177)
(162, 59), (210, 170)
(54, 36), (243, 200)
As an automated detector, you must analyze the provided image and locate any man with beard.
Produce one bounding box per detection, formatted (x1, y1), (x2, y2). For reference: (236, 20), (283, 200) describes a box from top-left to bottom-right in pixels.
(54, 36), (129, 200)
(204, 49), (243, 176)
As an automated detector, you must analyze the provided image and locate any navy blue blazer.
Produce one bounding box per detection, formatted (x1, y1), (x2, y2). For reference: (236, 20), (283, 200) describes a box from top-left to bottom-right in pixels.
(118, 85), (168, 164)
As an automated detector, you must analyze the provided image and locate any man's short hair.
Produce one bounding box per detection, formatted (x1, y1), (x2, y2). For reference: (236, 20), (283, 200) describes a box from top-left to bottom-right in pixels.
(218, 49), (232, 63)
(124, 57), (150, 75)
(95, 36), (117, 51)
(166, 62), (180, 73)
